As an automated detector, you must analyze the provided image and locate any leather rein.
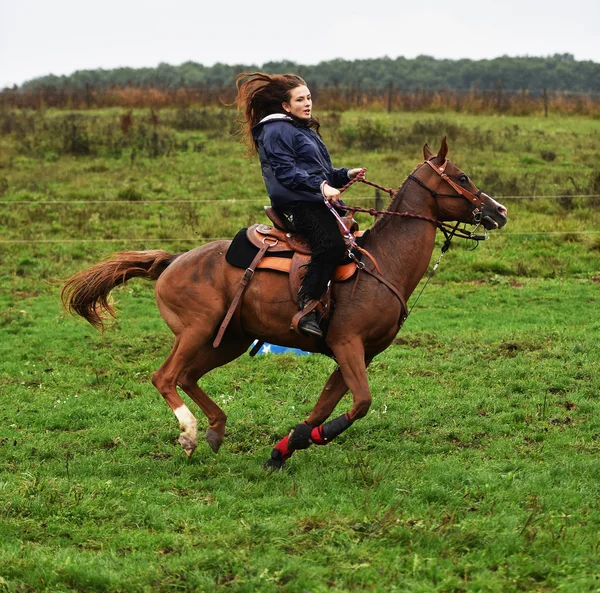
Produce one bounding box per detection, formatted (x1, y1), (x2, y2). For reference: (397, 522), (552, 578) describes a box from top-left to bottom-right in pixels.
(339, 159), (488, 243)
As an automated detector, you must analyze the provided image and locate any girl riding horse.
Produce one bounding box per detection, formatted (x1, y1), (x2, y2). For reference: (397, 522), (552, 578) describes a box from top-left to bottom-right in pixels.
(235, 72), (365, 337)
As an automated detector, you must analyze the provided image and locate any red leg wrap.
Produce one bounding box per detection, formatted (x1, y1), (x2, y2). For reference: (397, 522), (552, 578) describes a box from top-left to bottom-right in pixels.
(274, 435), (294, 460)
(310, 413), (352, 446)
(310, 426), (327, 445)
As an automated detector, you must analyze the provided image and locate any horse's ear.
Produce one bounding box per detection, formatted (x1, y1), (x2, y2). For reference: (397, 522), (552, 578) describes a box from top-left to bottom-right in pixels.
(437, 136), (448, 162)
(423, 143), (434, 160)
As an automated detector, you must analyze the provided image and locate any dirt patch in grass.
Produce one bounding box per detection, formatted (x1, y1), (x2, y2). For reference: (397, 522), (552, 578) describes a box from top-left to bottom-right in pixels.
(393, 333), (444, 350)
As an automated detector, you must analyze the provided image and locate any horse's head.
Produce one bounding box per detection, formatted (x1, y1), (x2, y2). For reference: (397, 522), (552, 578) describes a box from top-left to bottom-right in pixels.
(416, 138), (508, 230)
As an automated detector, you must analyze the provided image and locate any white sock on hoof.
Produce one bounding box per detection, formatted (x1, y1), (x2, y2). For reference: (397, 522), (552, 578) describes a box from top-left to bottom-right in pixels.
(174, 405), (197, 433)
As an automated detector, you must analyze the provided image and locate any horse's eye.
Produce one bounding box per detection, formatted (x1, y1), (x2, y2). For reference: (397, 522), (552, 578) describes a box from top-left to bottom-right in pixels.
(459, 175), (468, 184)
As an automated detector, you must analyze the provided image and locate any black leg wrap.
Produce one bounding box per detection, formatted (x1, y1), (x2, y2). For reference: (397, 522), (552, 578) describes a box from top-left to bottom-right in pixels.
(321, 414), (352, 442)
(288, 423), (313, 450)
(264, 448), (286, 471)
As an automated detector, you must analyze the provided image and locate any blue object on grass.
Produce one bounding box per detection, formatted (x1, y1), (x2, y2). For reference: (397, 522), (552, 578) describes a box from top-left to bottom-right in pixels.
(252, 341), (310, 356)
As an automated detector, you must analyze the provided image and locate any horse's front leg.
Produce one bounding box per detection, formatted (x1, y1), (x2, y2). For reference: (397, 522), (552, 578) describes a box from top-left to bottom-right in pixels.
(265, 366), (348, 469)
(333, 338), (372, 421)
(265, 343), (371, 469)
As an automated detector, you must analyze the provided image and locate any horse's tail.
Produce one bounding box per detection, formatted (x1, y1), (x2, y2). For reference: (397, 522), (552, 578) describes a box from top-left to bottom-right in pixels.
(61, 250), (179, 330)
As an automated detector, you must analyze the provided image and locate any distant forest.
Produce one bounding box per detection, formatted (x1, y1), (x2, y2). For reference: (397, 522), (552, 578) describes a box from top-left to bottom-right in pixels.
(18, 54), (600, 93)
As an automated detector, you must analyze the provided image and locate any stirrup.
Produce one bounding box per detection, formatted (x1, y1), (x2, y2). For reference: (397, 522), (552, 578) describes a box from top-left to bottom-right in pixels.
(298, 310), (323, 338)
(291, 299), (322, 337)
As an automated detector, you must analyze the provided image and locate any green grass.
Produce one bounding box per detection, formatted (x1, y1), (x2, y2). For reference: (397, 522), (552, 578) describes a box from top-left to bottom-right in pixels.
(1, 109), (600, 592)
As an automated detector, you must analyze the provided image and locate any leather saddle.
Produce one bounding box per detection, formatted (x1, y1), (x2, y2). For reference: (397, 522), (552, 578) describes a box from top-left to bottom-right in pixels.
(247, 207), (360, 300)
(248, 205), (360, 259)
(213, 207), (361, 349)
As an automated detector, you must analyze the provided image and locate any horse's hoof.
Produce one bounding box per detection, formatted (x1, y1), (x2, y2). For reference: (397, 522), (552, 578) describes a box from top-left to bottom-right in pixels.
(178, 433), (197, 457)
(205, 428), (223, 453)
(263, 449), (286, 471)
(264, 457), (286, 471)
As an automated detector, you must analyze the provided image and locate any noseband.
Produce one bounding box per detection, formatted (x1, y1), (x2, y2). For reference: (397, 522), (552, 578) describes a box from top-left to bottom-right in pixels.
(409, 159), (484, 225)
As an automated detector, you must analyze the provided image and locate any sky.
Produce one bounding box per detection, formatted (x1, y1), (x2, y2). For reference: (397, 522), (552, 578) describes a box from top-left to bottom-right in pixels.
(1, 0), (599, 89)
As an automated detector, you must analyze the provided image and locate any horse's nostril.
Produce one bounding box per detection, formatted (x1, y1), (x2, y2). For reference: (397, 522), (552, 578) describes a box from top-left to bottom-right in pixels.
(497, 206), (508, 217)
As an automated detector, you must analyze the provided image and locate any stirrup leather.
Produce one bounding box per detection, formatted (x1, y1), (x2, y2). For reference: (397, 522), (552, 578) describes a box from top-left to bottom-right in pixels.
(291, 299), (322, 337)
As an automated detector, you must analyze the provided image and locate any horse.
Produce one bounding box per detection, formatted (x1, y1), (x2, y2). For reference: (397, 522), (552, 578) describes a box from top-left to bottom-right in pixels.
(62, 139), (508, 469)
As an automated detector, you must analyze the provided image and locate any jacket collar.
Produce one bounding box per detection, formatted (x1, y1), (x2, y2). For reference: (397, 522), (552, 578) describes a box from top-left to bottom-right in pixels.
(259, 113), (293, 124)
(252, 113), (297, 138)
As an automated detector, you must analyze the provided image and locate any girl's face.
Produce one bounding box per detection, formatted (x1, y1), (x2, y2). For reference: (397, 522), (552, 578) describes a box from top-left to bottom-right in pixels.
(283, 85), (312, 120)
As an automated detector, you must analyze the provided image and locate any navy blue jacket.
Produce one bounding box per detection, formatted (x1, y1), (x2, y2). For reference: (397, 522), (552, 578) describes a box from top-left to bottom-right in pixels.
(251, 115), (349, 208)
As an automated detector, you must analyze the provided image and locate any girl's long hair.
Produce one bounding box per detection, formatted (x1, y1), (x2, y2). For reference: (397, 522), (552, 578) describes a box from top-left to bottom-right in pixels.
(234, 72), (320, 155)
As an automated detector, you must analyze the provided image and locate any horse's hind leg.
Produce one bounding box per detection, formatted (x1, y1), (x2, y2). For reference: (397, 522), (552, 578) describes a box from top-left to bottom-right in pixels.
(177, 338), (252, 454)
(151, 331), (212, 457)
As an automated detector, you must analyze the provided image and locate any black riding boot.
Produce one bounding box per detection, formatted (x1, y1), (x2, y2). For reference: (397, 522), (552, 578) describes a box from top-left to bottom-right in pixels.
(297, 298), (323, 338)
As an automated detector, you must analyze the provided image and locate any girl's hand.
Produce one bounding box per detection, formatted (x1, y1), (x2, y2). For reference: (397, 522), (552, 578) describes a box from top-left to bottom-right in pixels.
(348, 168), (366, 180)
(322, 183), (341, 204)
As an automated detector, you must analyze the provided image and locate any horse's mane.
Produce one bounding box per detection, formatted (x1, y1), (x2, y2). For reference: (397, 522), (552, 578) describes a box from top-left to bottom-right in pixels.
(369, 162), (422, 236)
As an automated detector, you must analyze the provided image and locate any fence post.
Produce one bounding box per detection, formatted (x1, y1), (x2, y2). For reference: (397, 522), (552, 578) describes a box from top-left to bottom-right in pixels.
(387, 82), (393, 113)
(543, 88), (549, 118)
(375, 189), (383, 211)
(85, 83), (92, 109)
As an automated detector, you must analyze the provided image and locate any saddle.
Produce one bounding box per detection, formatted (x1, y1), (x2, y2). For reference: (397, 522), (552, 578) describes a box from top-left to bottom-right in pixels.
(250, 207), (361, 296)
(213, 207), (362, 349)
(261, 206), (359, 241)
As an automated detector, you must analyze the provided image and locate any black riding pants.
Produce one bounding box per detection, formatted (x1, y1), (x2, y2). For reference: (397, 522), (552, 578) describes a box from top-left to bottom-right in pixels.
(279, 201), (347, 303)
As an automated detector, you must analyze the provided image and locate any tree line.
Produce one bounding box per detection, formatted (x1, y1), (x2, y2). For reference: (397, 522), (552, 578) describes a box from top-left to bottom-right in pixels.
(14, 54), (600, 93)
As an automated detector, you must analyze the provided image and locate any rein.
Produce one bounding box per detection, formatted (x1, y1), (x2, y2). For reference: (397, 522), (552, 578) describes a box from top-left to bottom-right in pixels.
(338, 164), (488, 242)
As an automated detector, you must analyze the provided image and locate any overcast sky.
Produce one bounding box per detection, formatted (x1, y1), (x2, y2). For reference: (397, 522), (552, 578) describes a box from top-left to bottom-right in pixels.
(1, 0), (599, 89)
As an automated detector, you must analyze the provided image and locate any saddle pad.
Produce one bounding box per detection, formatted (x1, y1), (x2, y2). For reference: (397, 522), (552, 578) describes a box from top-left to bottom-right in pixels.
(226, 228), (292, 269)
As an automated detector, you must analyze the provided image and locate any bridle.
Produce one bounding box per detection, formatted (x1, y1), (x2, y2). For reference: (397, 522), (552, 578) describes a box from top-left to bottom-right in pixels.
(409, 158), (485, 227)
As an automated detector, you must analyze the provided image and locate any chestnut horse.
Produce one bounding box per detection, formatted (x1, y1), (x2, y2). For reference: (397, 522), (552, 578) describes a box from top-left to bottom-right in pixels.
(62, 139), (508, 468)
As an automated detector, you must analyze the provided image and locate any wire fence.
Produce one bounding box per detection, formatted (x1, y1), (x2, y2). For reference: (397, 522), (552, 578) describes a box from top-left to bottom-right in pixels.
(1, 194), (600, 206)
(1, 230), (599, 244)
(2, 192), (598, 243)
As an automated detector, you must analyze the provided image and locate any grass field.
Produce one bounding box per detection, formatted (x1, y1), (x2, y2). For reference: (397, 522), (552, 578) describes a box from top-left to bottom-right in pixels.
(1, 108), (600, 592)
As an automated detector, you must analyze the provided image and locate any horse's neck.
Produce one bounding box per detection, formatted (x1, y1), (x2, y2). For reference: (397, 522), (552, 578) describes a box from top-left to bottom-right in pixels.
(366, 180), (438, 299)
